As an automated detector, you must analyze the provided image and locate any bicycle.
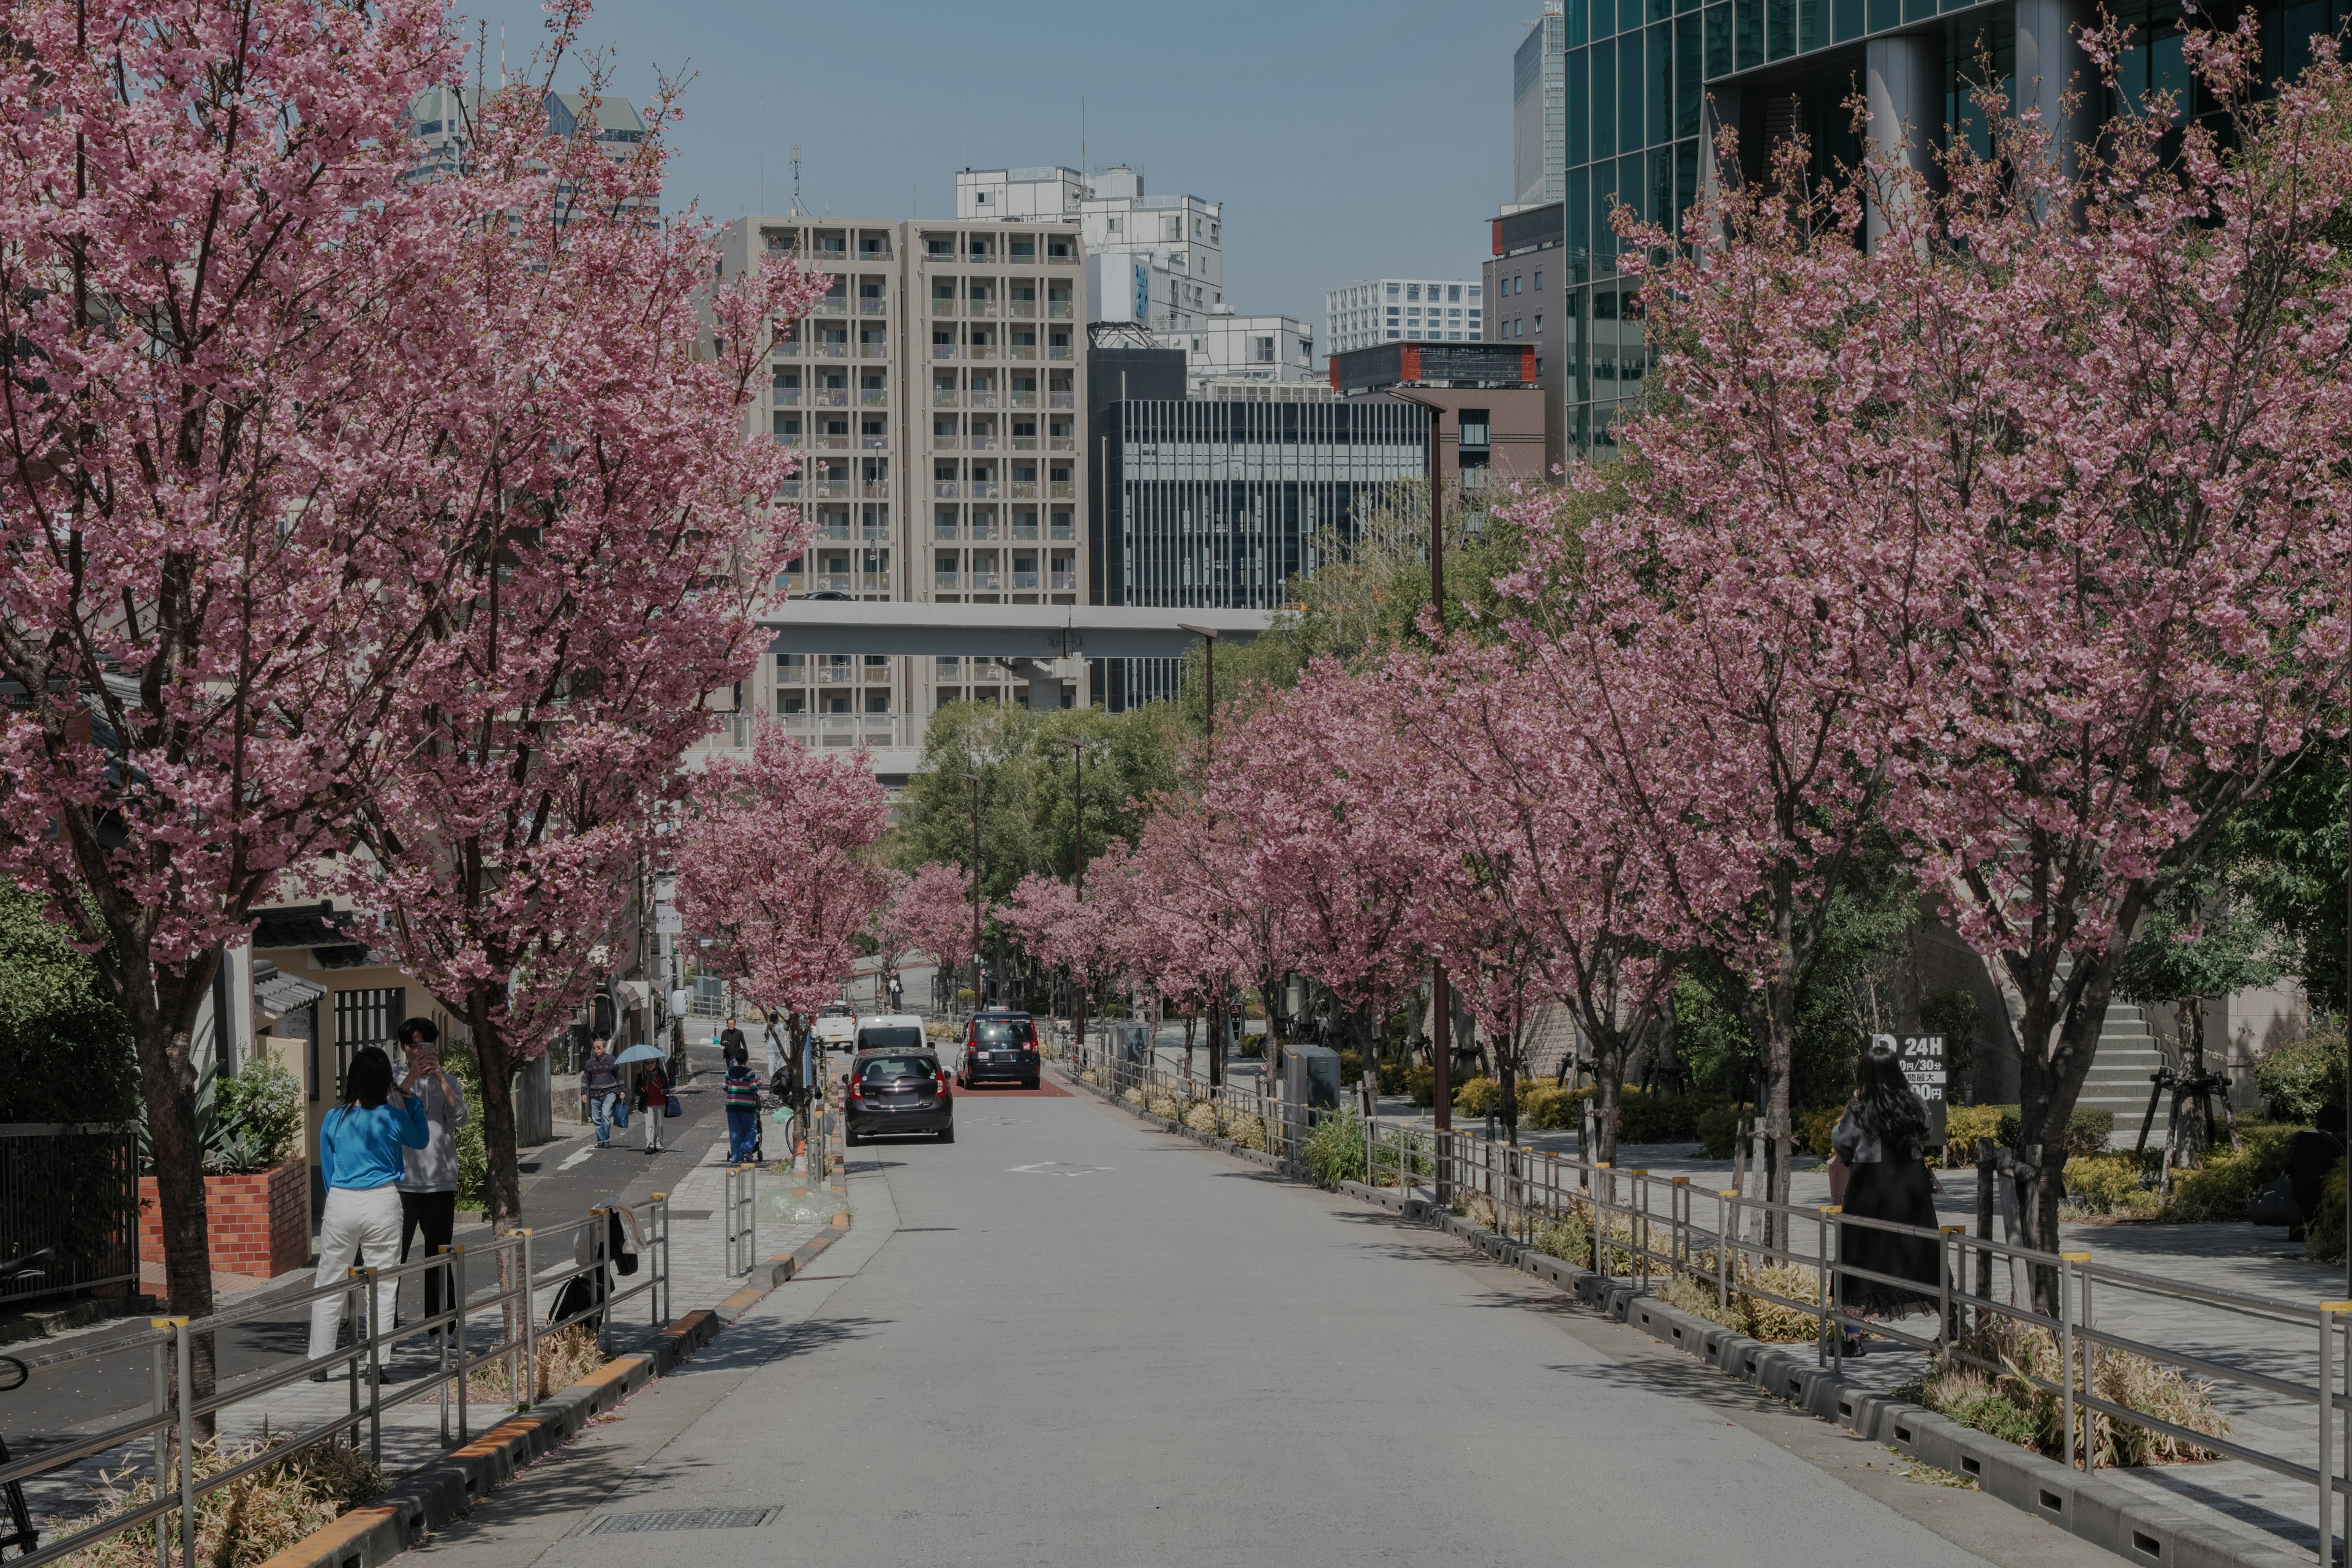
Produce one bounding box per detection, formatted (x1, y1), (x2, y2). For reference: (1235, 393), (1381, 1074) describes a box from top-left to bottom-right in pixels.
(0, 1246), (54, 1561)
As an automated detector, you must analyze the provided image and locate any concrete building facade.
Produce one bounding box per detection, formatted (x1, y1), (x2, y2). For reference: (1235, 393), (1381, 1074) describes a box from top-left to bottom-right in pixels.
(960, 164), (1224, 336)
(1325, 278), (1487, 356)
(1330, 342), (1549, 490)
(712, 214), (1088, 761)
(1515, 0), (1570, 205)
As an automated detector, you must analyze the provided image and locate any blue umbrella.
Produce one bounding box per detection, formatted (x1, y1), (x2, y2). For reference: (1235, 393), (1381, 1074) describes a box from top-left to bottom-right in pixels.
(613, 1043), (665, 1065)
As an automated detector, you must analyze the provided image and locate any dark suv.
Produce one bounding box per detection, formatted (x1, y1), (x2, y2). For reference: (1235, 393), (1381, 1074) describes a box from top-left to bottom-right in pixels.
(959, 1011), (1039, 1090)
(843, 1051), (954, 1144)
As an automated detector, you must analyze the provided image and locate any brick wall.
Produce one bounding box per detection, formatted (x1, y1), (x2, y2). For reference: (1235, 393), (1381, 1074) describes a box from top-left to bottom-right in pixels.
(137, 1160), (309, 1281)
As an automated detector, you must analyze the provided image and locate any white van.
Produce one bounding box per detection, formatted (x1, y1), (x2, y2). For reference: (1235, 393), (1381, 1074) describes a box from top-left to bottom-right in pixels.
(852, 1014), (929, 1055)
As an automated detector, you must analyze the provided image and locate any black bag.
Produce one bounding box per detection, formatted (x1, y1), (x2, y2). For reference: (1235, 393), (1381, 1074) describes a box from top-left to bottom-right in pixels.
(2249, 1173), (2298, 1227)
(548, 1270), (605, 1329)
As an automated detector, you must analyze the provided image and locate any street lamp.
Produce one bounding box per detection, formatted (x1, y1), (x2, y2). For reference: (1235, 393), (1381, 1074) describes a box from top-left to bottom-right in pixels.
(1385, 390), (1455, 1197)
(962, 769), (983, 1013)
(1058, 735), (1087, 1063)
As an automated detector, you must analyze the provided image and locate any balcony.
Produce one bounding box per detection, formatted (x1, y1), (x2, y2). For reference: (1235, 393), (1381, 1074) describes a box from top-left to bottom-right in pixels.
(772, 388), (802, 405)
(815, 390), (848, 407)
(813, 434), (850, 451)
(1049, 392), (1075, 409)
(970, 481), (1001, 499)
(969, 435), (998, 451)
(861, 481), (891, 499)
(860, 388), (888, 406)
(1009, 301), (1036, 318)
(1047, 250), (1077, 265)
(970, 391), (998, 409)
(934, 568), (959, 589)
(967, 344), (997, 361)
(1048, 436), (1075, 451)
(858, 299), (888, 315)
(932, 434), (958, 450)
(932, 299), (956, 317)
(813, 577), (853, 597)
(1047, 345), (1073, 361)
(1011, 390), (1037, 409)
(1012, 570), (1039, 591)
(810, 480), (852, 498)
(1050, 519), (1075, 541)
(968, 301), (996, 318)
(1011, 436), (1038, 451)
(1049, 481), (1075, 499)
(1050, 567), (1075, 592)
(1011, 345), (1039, 362)
(1048, 301), (1073, 318)
(858, 343), (889, 360)
(933, 482), (960, 499)
(931, 344), (957, 360)
(933, 388), (957, 407)
(813, 342), (850, 358)
(1009, 481), (1038, 499)
(970, 568), (1001, 590)
(861, 436), (890, 450)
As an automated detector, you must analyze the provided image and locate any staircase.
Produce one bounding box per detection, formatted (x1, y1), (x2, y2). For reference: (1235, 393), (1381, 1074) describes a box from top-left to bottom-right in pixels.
(2076, 1002), (2170, 1150)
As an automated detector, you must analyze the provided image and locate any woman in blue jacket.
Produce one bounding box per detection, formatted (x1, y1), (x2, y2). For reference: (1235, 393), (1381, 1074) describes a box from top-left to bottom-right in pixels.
(307, 1045), (431, 1376)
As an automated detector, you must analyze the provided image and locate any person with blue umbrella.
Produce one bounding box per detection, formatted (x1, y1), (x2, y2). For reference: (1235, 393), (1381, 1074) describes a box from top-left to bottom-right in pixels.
(616, 1042), (669, 1153)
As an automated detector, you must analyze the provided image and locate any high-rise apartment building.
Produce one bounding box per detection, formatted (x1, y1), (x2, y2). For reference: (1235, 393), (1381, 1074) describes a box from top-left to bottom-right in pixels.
(1325, 278), (1486, 355)
(959, 164), (1224, 335)
(713, 214), (1087, 741)
(1513, 1), (1569, 205)
(405, 88), (655, 217)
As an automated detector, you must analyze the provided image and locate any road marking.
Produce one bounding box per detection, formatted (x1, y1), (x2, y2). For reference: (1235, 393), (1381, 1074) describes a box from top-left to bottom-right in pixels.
(1008, 1161), (1112, 1177)
(556, 1145), (598, 1172)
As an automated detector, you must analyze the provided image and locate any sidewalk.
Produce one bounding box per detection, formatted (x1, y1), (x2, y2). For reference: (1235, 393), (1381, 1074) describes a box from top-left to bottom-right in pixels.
(1371, 1110), (2344, 1562)
(12, 1130), (832, 1548)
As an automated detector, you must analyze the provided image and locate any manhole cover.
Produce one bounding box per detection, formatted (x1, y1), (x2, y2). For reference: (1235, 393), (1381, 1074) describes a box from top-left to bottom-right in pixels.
(586, 1508), (780, 1534)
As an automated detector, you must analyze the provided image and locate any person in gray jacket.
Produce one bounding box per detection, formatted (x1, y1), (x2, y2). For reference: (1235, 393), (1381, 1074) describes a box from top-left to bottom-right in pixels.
(396, 1018), (470, 1335)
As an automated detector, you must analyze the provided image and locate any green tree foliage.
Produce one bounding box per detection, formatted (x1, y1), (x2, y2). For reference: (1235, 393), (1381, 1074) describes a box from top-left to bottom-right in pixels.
(2113, 879), (2281, 1050)
(892, 701), (1182, 899)
(0, 884), (138, 1125)
(2222, 747), (2345, 1015)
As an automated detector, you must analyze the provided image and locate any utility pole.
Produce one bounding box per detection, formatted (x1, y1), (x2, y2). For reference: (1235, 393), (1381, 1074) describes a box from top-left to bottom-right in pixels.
(1060, 736), (1087, 1063)
(963, 770), (983, 1012)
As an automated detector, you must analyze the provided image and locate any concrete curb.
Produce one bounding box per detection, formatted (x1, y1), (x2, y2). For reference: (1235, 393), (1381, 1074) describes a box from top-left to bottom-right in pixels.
(250, 1172), (854, 1568)
(1335, 1181), (2307, 1568)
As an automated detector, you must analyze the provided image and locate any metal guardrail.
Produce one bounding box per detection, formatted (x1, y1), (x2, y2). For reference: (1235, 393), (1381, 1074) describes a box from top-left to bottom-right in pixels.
(0, 1126), (138, 1306)
(723, 1164), (760, 1276)
(1059, 1034), (2352, 1560)
(0, 1194), (671, 1568)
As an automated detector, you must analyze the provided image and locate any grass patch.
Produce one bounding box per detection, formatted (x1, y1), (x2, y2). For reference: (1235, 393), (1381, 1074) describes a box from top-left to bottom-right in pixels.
(1902, 1317), (2229, 1467)
(466, 1323), (608, 1407)
(64, 1435), (380, 1568)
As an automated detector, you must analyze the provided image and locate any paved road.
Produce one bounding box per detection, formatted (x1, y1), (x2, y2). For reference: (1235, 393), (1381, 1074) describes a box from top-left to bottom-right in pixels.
(414, 1071), (2113, 1568)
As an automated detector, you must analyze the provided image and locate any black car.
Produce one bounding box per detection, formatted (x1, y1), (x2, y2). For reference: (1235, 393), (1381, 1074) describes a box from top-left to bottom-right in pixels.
(959, 1011), (1039, 1090)
(843, 1051), (954, 1144)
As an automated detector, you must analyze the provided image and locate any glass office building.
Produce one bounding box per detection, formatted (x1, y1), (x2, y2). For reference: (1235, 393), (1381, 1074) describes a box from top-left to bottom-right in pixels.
(1548, 0), (2294, 455)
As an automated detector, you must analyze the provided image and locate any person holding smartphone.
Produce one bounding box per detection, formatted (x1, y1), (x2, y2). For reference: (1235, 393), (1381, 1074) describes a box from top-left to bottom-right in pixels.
(394, 1017), (469, 1337)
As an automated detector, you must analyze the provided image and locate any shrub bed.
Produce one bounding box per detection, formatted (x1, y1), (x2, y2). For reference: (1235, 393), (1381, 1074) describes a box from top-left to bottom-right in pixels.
(1902, 1318), (2229, 1467)
(67, 1436), (381, 1568)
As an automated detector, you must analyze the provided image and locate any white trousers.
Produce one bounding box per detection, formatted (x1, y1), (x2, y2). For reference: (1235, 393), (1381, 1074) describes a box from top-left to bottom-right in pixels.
(643, 1101), (663, 1151)
(307, 1183), (402, 1362)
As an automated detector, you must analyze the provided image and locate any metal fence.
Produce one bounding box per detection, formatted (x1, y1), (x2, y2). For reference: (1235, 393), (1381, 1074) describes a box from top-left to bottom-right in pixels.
(0, 1194), (671, 1568)
(0, 1125), (139, 1306)
(1063, 1035), (2352, 1563)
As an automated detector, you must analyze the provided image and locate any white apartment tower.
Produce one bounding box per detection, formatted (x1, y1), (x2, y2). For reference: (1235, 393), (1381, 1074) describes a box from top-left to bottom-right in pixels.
(1325, 278), (1487, 356)
(712, 215), (1087, 755)
(959, 164), (1223, 335)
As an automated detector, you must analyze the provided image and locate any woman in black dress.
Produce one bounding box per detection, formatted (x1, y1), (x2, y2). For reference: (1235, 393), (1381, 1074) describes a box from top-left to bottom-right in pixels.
(1832, 1040), (1940, 1343)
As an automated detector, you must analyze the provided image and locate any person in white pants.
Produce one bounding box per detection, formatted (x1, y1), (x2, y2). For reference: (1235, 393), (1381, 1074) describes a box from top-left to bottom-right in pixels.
(638, 1060), (669, 1153)
(307, 1046), (431, 1378)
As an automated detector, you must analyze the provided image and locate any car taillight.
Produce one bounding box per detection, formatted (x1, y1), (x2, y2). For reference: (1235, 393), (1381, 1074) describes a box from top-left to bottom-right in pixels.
(935, 1071), (949, 1093)
(1020, 1042), (1037, 1054)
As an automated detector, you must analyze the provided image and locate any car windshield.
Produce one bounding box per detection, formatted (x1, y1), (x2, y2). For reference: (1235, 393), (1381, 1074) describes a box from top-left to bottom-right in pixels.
(973, 1019), (1034, 1045)
(859, 1055), (937, 1080)
(857, 1025), (924, 1052)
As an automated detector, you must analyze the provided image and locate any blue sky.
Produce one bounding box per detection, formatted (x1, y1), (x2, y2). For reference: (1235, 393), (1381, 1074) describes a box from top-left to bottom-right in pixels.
(454, 0), (1536, 327)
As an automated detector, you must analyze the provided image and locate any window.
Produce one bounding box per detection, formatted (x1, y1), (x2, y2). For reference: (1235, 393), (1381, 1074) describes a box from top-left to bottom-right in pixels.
(777, 692), (805, 714)
(936, 656), (961, 676)
(1535, 271), (1544, 291)
(1385, 282), (1400, 297)
(1535, 315), (1542, 332)
(1251, 336), (1276, 364)
(864, 689), (891, 714)
(1449, 284), (1462, 301)
(823, 693), (852, 714)
(775, 652), (805, 675)
(1406, 283), (1420, 300)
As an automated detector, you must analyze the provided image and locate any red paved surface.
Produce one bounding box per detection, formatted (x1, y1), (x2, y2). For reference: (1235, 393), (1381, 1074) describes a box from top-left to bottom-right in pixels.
(949, 1076), (1069, 1098)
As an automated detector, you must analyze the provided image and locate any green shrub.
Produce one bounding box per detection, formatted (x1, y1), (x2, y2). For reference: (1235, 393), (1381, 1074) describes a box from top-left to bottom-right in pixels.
(1616, 1085), (1701, 1144)
(2064, 1154), (2159, 1219)
(1519, 1080), (1583, 1130)
(1793, 1105), (1844, 1160)
(1335, 1050), (1363, 1085)
(213, 1058), (304, 1174)
(1452, 1076), (1499, 1117)
(2311, 1161), (2346, 1264)
(1913, 1317), (2228, 1466)
(1238, 1035), (1264, 1059)
(1533, 1211), (1591, 1265)
(2164, 1120), (2297, 1223)
(1378, 1059), (1409, 1096)
(1303, 1107), (1366, 1188)
(1697, 1101), (1754, 1159)
(2065, 1109), (2117, 1156)
(2254, 1022), (2345, 1124)
(1942, 1104), (2007, 1166)
(1406, 1064), (1436, 1107)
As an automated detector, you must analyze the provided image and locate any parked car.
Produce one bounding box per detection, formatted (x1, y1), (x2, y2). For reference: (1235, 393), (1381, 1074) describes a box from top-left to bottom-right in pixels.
(810, 1001), (858, 1054)
(959, 1011), (1039, 1090)
(852, 1014), (927, 1055)
(842, 1050), (953, 1144)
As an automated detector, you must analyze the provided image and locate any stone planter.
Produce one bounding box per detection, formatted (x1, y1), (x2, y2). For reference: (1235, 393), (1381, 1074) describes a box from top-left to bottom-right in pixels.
(137, 1159), (309, 1281)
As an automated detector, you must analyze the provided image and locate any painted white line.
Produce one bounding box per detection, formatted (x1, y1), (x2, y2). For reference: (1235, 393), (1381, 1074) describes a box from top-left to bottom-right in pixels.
(557, 1144), (598, 1172)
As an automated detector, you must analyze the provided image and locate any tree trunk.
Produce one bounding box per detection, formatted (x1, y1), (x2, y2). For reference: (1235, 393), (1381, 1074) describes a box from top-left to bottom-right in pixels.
(468, 989), (525, 1234)
(1758, 976), (1798, 1251)
(2010, 946), (2121, 1313)
(1500, 1055), (1519, 1148)
(129, 955), (221, 1436)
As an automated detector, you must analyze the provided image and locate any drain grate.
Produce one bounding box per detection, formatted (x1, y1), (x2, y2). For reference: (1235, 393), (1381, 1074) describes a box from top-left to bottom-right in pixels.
(586, 1508), (780, 1534)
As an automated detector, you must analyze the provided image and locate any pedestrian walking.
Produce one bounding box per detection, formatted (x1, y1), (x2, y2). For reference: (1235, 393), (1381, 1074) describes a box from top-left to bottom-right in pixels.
(1832, 1039), (1940, 1352)
(637, 1057), (670, 1153)
(394, 1019), (469, 1336)
(582, 1033), (620, 1148)
(719, 1022), (746, 1062)
(306, 1045), (429, 1379)
(723, 1044), (761, 1163)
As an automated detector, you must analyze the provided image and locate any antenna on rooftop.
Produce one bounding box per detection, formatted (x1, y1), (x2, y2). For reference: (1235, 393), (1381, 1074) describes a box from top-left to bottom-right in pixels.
(788, 145), (806, 217)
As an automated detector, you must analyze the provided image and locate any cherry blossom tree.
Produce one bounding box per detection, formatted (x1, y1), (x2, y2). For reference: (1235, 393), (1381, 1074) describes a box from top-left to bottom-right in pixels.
(889, 861), (991, 1012)
(1602, 25), (2352, 1262)
(0, 0), (505, 1332)
(328, 29), (826, 1234)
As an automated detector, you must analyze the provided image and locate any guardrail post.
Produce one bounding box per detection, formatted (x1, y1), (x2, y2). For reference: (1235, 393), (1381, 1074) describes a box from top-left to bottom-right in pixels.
(747, 1167), (758, 1279)
(592, 1208), (612, 1357)
(452, 1245), (470, 1446)
(2060, 1250), (2085, 1469)
(2327, 1302), (2352, 1566)
(1717, 1193), (1736, 1310)
(518, 1228), (537, 1411)
(653, 1193), (672, 1327)
(1592, 1163), (1611, 1275)
(363, 1266), (383, 1462)
(149, 1317), (181, 1568)
(1819, 1206), (1841, 1370)
(174, 1316), (195, 1568)
(1939, 1226), (1966, 1349)
(2081, 1259), (2099, 1472)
